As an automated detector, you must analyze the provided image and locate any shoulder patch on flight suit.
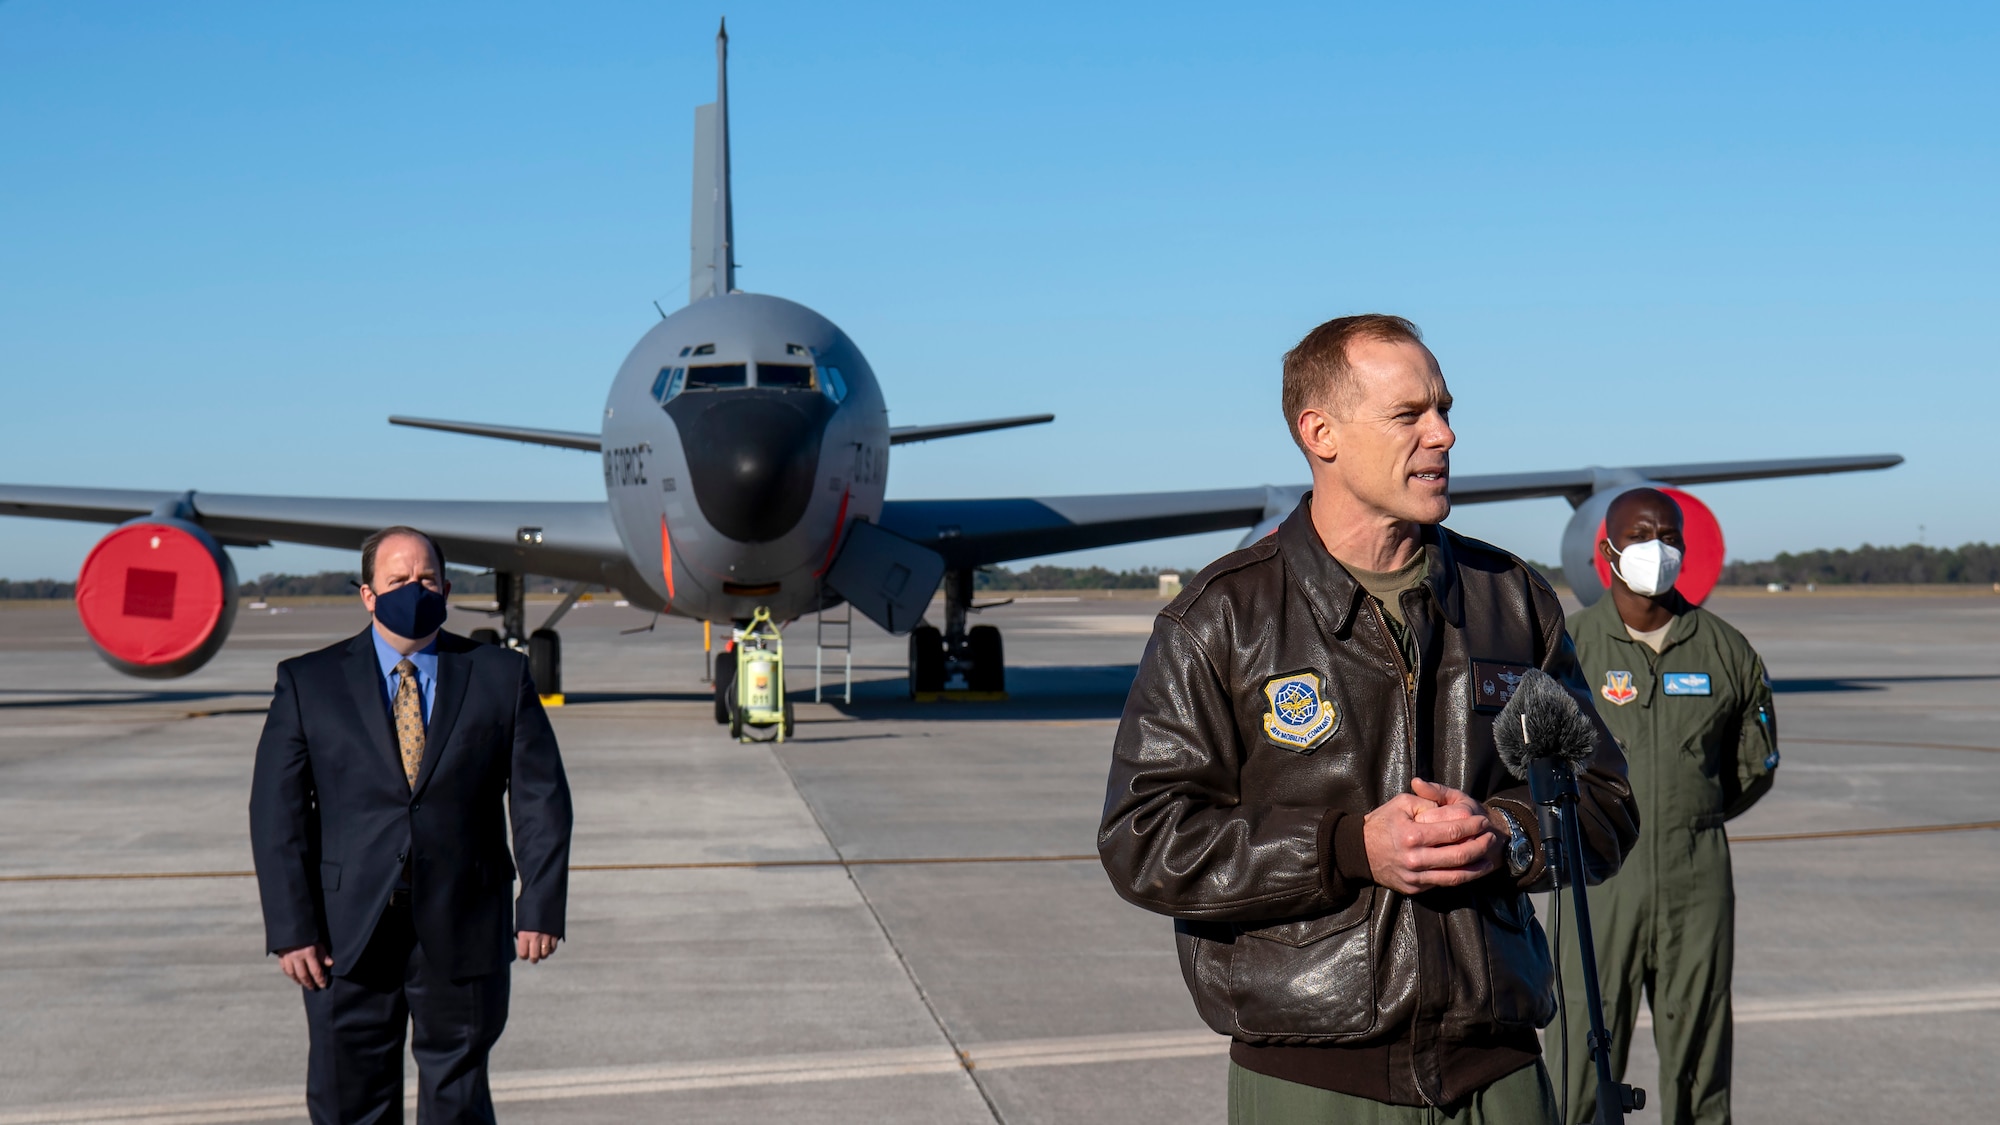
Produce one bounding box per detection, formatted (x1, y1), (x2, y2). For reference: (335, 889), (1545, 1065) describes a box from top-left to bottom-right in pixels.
(1662, 673), (1712, 696)
(1601, 670), (1639, 706)
(1262, 670), (1338, 752)
(1470, 660), (1533, 713)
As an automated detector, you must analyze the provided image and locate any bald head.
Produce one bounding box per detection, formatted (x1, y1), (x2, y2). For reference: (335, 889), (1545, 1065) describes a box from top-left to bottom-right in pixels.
(1604, 488), (1684, 549)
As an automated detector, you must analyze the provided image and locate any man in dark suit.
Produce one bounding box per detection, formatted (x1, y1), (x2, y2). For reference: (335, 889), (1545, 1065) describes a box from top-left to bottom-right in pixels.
(250, 525), (573, 1124)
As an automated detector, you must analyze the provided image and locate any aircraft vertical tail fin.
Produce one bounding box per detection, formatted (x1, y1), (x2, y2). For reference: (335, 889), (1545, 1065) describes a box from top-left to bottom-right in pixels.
(688, 20), (735, 303)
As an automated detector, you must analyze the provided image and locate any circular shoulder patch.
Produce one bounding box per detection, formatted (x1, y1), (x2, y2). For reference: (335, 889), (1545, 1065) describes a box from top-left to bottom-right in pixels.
(1263, 670), (1338, 752)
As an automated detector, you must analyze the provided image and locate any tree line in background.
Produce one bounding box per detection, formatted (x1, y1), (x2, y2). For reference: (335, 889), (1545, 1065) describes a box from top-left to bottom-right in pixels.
(0, 567), (566, 600)
(8, 543), (2000, 599)
(1717, 542), (2000, 586)
(973, 565), (1189, 591)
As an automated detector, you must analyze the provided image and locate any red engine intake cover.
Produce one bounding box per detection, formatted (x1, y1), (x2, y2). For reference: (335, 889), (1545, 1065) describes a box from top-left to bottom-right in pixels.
(1591, 487), (1725, 605)
(76, 520), (238, 678)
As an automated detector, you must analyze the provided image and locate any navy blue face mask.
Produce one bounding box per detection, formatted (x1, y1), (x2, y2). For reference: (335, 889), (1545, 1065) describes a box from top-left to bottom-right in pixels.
(372, 581), (448, 640)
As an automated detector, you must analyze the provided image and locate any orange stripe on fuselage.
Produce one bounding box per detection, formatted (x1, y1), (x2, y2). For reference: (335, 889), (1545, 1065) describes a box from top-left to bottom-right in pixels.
(814, 489), (852, 578)
(659, 515), (676, 600)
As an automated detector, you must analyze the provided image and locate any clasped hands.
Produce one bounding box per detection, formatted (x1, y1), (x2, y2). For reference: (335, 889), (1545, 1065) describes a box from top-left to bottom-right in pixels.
(277, 931), (561, 990)
(1362, 777), (1511, 894)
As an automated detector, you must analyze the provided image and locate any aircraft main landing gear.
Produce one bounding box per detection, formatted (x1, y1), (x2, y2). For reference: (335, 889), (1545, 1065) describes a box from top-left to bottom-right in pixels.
(908, 568), (1005, 700)
(470, 572), (579, 706)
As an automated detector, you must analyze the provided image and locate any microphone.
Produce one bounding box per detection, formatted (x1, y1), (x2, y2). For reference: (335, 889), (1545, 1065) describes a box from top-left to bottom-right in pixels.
(1493, 667), (1596, 781)
(1493, 668), (1646, 1122)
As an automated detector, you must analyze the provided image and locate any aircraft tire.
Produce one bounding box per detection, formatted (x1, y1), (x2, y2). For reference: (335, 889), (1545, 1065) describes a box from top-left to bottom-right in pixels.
(714, 657), (736, 724)
(529, 629), (562, 697)
(470, 628), (502, 646)
(908, 625), (945, 696)
(967, 625), (1004, 693)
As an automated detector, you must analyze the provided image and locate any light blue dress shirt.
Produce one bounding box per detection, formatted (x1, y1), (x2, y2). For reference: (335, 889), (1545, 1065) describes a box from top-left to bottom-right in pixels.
(371, 627), (439, 724)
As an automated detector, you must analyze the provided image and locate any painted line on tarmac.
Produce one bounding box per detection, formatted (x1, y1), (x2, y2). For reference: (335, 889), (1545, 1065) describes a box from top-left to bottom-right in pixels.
(11, 819), (2000, 886)
(10, 991), (2000, 1125)
(1729, 819), (2000, 844)
(1636, 984), (2000, 1029)
(1790, 736), (2000, 755)
(0, 855), (1102, 884)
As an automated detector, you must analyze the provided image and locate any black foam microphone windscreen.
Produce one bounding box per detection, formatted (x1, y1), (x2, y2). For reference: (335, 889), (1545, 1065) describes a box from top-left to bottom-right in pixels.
(1493, 667), (1599, 780)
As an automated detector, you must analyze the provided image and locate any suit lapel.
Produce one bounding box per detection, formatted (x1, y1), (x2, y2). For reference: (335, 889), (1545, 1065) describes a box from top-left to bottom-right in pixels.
(415, 635), (473, 798)
(342, 629), (405, 785)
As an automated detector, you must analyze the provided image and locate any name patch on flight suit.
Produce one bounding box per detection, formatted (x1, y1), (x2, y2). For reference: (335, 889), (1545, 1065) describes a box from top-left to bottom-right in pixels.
(1662, 673), (1712, 696)
(1263, 670), (1338, 752)
(1470, 661), (1534, 713)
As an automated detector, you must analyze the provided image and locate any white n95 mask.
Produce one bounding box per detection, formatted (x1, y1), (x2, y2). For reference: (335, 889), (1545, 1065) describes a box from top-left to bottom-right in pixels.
(1609, 538), (1683, 597)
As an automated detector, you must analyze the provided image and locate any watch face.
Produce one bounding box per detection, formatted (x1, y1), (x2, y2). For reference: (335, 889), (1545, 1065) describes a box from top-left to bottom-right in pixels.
(1502, 812), (1533, 875)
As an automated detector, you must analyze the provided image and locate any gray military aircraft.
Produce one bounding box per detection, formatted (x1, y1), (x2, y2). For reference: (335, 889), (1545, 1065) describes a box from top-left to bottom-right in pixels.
(0, 24), (1900, 721)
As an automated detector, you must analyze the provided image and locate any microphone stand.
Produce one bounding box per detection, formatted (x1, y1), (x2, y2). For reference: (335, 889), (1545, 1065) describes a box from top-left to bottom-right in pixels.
(1529, 757), (1644, 1125)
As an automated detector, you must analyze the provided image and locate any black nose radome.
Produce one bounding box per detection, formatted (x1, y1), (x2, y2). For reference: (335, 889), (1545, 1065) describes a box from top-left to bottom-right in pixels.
(666, 389), (835, 543)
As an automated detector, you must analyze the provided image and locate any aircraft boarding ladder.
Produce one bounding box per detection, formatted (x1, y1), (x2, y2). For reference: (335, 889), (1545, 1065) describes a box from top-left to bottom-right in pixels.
(814, 597), (852, 704)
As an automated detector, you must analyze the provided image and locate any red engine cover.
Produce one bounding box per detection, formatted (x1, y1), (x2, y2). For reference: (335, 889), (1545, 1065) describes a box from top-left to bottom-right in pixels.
(76, 520), (238, 678)
(1591, 487), (1725, 604)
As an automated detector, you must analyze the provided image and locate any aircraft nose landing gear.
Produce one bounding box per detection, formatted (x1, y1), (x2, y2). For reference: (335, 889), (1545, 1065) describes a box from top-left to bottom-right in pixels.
(909, 568), (1006, 700)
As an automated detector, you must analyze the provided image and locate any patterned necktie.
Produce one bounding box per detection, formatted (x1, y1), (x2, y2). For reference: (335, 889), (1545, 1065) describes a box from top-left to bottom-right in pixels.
(393, 658), (425, 788)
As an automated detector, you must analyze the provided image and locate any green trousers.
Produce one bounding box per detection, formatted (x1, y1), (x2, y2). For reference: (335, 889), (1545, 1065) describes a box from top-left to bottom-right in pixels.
(1227, 1060), (1558, 1124)
(1553, 825), (1734, 1125)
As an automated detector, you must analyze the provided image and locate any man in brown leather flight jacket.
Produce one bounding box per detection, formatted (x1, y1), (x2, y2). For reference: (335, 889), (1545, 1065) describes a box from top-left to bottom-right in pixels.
(1099, 315), (1640, 1124)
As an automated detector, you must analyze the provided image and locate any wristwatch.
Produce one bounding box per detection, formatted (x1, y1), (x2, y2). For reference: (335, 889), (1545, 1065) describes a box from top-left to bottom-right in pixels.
(1495, 808), (1533, 878)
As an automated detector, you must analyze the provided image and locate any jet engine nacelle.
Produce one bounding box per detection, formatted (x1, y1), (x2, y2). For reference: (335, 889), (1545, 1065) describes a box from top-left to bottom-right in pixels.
(75, 517), (239, 678)
(1559, 485), (1724, 607)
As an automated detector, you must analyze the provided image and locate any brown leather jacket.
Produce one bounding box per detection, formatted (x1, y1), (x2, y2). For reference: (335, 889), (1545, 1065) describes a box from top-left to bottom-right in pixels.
(1098, 500), (1639, 1104)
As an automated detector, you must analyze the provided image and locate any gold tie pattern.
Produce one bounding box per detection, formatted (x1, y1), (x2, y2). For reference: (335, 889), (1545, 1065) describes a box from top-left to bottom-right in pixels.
(393, 658), (425, 788)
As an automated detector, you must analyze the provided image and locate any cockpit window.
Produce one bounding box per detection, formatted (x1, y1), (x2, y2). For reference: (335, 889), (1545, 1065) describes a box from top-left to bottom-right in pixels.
(652, 367), (686, 402)
(684, 364), (746, 389)
(756, 363), (815, 389)
(684, 363), (747, 389)
(691, 343), (715, 356)
(821, 366), (848, 404)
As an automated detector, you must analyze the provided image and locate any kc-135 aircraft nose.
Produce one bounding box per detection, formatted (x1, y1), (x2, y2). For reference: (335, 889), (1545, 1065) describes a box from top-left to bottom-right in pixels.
(666, 388), (836, 543)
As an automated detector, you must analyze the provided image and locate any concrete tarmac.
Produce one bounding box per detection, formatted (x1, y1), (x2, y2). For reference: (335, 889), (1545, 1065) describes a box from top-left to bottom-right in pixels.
(0, 588), (1996, 1123)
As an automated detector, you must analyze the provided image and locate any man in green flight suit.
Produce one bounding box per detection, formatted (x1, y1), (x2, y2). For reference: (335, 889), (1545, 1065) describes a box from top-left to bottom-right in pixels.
(1557, 487), (1778, 1125)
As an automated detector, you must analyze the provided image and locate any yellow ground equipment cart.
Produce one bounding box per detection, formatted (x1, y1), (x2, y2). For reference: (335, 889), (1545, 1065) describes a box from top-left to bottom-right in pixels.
(730, 608), (793, 741)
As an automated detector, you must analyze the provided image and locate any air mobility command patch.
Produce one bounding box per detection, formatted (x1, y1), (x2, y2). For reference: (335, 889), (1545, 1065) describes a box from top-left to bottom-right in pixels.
(1601, 670), (1639, 707)
(1662, 673), (1712, 696)
(1263, 670), (1338, 752)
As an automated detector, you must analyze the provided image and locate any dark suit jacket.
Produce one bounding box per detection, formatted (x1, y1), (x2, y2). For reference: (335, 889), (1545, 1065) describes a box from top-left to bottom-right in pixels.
(249, 628), (573, 980)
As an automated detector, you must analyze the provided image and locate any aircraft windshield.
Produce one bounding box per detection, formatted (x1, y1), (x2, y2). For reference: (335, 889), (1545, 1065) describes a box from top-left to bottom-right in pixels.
(757, 363), (814, 389)
(684, 364), (747, 389)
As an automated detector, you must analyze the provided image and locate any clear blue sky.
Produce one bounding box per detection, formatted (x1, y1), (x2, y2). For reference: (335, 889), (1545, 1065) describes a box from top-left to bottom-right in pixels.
(2, 1), (1993, 581)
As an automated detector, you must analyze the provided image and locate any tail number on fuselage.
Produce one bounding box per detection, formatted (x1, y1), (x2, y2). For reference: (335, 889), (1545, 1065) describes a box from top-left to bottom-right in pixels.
(603, 443), (651, 488)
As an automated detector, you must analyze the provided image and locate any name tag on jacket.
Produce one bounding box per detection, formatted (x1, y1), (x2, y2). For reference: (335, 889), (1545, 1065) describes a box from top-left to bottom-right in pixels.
(1662, 673), (1712, 696)
(1470, 661), (1534, 713)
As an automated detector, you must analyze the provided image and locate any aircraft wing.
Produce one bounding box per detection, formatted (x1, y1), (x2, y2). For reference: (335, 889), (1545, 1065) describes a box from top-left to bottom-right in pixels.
(878, 453), (1904, 569)
(0, 484), (631, 587)
(889, 414), (1055, 445)
(879, 487), (1281, 569)
(1447, 453), (1906, 506)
